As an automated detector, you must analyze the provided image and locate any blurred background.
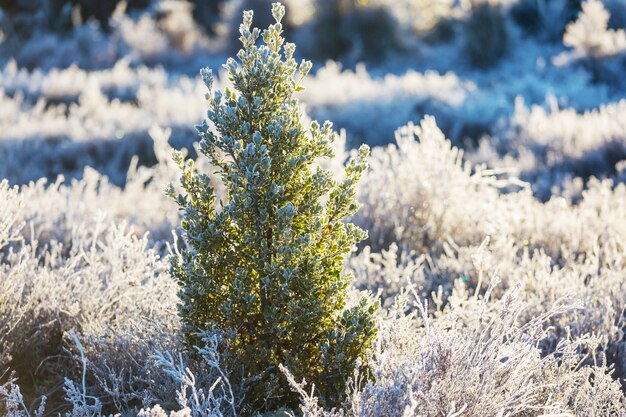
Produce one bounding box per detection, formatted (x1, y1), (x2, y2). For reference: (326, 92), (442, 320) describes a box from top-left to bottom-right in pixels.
(0, 0), (625, 199)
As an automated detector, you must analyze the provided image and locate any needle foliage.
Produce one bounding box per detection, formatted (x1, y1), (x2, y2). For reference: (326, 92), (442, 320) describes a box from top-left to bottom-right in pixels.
(167, 3), (377, 414)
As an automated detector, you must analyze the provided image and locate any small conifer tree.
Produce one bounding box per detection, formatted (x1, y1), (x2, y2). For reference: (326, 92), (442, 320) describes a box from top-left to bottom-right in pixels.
(167, 3), (377, 413)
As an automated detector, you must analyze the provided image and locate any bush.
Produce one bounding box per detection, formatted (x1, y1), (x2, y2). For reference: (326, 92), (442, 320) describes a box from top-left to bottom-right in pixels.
(563, 0), (626, 59)
(168, 3), (377, 414)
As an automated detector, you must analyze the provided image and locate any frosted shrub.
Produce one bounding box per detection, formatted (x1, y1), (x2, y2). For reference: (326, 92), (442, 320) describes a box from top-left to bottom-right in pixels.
(155, 1), (206, 54)
(352, 114), (626, 392)
(357, 113), (625, 261)
(284, 278), (625, 416)
(149, 333), (238, 417)
(354, 282), (625, 416)
(73, 310), (184, 413)
(169, 4), (376, 413)
(3, 20), (119, 71)
(220, 0), (306, 53)
(0, 180), (24, 377)
(0, 378), (47, 417)
(496, 97), (626, 198)
(356, 116), (517, 253)
(0, 54), (479, 184)
(556, 0), (626, 84)
(2, 329), (234, 417)
(0, 54), (220, 185)
(564, 0), (626, 60)
(0, 180), (22, 250)
(113, 0), (219, 68)
(6, 126), (196, 247)
(0, 213), (179, 412)
(349, 243), (424, 308)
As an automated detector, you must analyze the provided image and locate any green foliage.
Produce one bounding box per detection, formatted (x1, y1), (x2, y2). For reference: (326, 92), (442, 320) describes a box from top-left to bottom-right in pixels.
(168, 3), (377, 414)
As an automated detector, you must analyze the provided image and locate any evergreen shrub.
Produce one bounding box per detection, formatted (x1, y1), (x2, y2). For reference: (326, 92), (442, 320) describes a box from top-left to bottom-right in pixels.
(168, 3), (378, 414)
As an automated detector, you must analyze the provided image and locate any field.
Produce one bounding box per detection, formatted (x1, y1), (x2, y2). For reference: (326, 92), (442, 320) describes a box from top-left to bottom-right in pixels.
(1, 0), (626, 416)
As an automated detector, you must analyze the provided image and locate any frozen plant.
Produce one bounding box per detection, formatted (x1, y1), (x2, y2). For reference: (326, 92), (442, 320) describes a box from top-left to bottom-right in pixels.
(349, 243), (425, 308)
(63, 332), (105, 417)
(563, 0), (626, 59)
(284, 277), (626, 416)
(219, 0), (305, 54)
(0, 377), (47, 417)
(356, 116), (521, 253)
(555, 0), (626, 84)
(150, 333), (237, 417)
(0, 210), (178, 412)
(0, 180), (24, 378)
(169, 3), (377, 413)
(494, 97), (626, 198)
